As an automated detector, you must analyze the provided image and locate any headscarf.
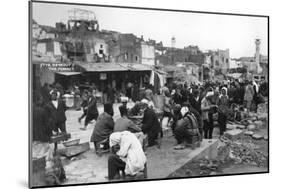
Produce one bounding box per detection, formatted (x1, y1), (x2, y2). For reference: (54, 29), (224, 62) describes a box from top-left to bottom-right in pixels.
(222, 87), (228, 95)
(148, 101), (155, 109)
(120, 96), (129, 103)
(219, 87), (228, 99)
(109, 132), (122, 147)
(180, 106), (189, 117)
(205, 91), (214, 98)
(141, 99), (149, 105)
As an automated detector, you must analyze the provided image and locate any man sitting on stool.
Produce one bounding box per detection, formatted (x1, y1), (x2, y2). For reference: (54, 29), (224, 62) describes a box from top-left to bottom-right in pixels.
(90, 103), (114, 152)
(114, 105), (142, 133)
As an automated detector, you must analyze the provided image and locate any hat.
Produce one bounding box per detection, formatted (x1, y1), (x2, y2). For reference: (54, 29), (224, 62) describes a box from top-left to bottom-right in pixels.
(141, 99), (149, 105)
(49, 90), (60, 97)
(120, 96), (129, 103)
(148, 101), (155, 108)
(180, 106), (189, 116)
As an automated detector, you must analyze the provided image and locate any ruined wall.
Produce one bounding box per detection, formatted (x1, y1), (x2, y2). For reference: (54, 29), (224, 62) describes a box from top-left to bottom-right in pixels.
(209, 49), (230, 75)
(141, 43), (155, 66)
(110, 34), (141, 63)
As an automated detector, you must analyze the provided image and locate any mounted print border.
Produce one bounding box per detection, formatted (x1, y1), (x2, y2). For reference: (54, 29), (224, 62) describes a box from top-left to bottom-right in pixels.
(29, 0), (269, 188)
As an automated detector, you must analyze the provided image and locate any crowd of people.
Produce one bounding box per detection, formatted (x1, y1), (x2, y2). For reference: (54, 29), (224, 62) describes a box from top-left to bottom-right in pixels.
(32, 78), (268, 183)
(160, 79), (268, 142)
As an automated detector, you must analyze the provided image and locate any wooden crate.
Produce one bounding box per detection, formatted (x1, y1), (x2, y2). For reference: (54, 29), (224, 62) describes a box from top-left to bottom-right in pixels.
(58, 142), (90, 158)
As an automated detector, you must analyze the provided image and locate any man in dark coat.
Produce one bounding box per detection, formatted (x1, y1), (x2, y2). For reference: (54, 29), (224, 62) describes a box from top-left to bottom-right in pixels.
(81, 91), (99, 130)
(90, 103), (114, 149)
(45, 90), (67, 133)
(78, 90), (89, 123)
(181, 83), (189, 103)
(141, 99), (161, 147)
(107, 85), (115, 104)
(189, 89), (202, 114)
(33, 94), (52, 142)
(173, 88), (184, 106)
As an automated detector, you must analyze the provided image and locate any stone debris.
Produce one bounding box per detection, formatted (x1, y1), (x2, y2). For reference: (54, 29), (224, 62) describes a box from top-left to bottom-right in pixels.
(252, 134), (263, 140)
(199, 163), (208, 170)
(217, 137), (268, 167)
(199, 171), (207, 175)
(236, 125), (246, 129)
(257, 114), (268, 121)
(247, 120), (253, 124)
(207, 163), (218, 171)
(254, 121), (264, 129)
(197, 159), (220, 172)
(251, 117), (257, 121)
(209, 171), (217, 175)
(224, 129), (243, 140)
(247, 125), (256, 131)
(226, 124), (236, 130)
(244, 131), (254, 136)
(257, 103), (268, 114)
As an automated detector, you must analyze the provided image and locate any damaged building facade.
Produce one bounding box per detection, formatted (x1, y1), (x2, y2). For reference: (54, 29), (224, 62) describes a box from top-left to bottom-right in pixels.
(32, 8), (165, 98)
(155, 42), (205, 83)
(203, 49), (230, 81)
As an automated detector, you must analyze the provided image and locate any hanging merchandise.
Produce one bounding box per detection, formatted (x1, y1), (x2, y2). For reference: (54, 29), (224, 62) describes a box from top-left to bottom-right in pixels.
(100, 73), (107, 80)
(150, 71), (155, 85)
(156, 72), (165, 88)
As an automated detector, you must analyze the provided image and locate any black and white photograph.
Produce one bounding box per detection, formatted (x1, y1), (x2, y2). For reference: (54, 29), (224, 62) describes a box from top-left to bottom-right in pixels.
(29, 1), (269, 188)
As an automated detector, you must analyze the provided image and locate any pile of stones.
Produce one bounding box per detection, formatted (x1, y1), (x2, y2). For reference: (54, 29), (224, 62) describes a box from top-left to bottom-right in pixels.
(218, 137), (268, 167)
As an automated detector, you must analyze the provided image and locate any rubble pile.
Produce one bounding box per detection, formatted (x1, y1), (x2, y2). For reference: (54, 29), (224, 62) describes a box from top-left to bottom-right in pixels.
(198, 159), (220, 175)
(168, 103), (268, 178)
(169, 158), (221, 177)
(218, 136), (268, 167)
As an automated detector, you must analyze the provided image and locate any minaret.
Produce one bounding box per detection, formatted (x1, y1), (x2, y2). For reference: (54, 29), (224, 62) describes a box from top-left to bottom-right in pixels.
(255, 39), (261, 73)
(171, 36), (176, 49)
(171, 36), (176, 64)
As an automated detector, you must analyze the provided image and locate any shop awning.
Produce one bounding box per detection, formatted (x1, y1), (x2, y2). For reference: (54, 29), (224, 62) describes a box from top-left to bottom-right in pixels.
(56, 72), (81, 76)
(121, 63), (152, 71)
(75, 62), (152, 72)
(76, 63), (128, 72)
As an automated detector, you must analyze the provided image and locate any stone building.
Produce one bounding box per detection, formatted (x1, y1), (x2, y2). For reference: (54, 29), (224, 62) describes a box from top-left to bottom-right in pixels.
(206, 49), (230, 75)
(155, 44), (205, 66)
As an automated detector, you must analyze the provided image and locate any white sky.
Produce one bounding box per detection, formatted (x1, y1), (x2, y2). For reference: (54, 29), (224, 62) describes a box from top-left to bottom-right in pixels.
(32, 2), (268, 58)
